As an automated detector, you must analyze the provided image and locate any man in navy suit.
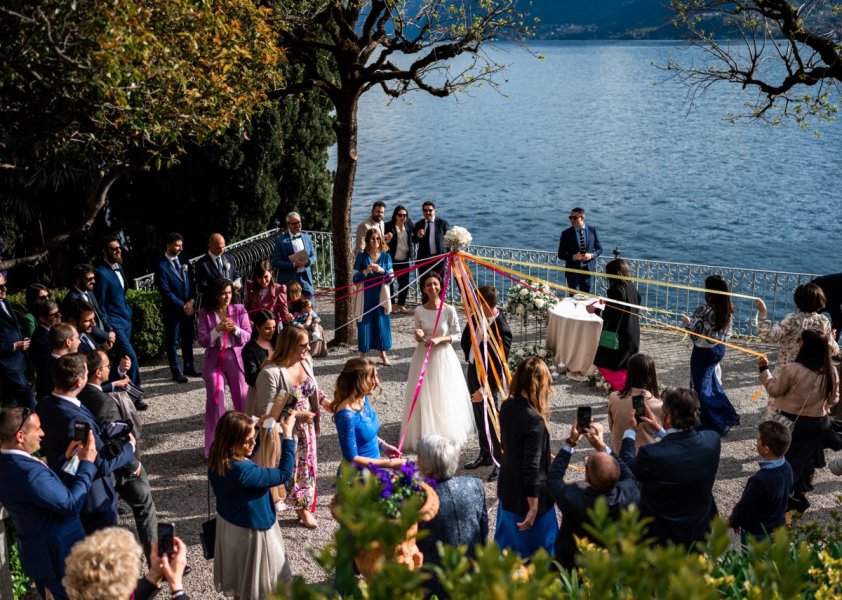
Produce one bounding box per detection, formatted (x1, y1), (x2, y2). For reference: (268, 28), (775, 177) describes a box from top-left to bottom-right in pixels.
(548, 420), (640, 570)
(412, 200), (450, 279)
(0, 406), (98, 600)
(28, 299), (62, 397)
(271, 212), (318, 300)
(620, 387), (721, 548)
(94, 236), (145, 410)
(154, 232), (198, 383)
(35, 353), (136, 535)
(557, 207), (602, 294)
(35, 322), (80, 398)
(194, 233), (242, 305)
(0, 272), (35, 409)
(62, 264), (116, 347)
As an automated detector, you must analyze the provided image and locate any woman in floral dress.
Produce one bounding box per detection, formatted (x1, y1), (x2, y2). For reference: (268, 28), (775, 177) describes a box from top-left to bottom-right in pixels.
(256, 326), (324, 529)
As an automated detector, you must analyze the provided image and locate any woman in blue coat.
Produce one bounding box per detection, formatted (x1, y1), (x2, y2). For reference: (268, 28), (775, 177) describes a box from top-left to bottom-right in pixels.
(208, 410), (296, 599)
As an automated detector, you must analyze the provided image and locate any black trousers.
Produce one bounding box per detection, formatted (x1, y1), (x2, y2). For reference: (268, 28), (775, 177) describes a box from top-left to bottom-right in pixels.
(391, 258), (411, 306)
(471, 388), (502, 462)
(566, 273), (592, 294)
(116, 464), (158, 560)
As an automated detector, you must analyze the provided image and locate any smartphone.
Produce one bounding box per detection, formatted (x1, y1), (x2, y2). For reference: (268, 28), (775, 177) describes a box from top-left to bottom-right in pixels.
(73, 421), (91, 442)
(158, 523), (175, 556)
(576, 406), (592, 431)
(632, 395), (646, 422)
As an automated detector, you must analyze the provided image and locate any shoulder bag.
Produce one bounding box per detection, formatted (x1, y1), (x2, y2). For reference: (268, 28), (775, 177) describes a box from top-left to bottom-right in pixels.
(199, 479), (216, 560)
(598, 286), (626, 351)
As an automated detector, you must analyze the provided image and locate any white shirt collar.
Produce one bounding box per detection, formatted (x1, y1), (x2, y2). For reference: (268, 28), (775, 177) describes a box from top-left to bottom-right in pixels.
(53, 393), (81, 408)
(0, 448), (44, 464)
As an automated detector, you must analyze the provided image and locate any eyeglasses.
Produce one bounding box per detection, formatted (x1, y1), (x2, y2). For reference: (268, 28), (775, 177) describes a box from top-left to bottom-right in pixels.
(48, 311), (61, 318)
(423, 209), (434, 213)
(297, 342), (310, 350)
(397, 213), (408, 218)
(100, 362), (111, 370)
(244, 436), (256, 447)
(15, 408), (33, 436)
(85, 276), (96, 282)
(568, 215), (583, 220)
(287, 221), (301, 226)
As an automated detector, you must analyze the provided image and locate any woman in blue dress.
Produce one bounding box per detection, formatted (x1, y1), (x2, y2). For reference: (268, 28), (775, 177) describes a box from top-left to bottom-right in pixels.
(331, 357), (404, 468)
(683, 274), (740, 435)
(353, 229), (394, 365)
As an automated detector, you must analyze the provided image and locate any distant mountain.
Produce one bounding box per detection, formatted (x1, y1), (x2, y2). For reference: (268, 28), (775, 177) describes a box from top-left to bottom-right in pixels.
(522, 0), (680, 39)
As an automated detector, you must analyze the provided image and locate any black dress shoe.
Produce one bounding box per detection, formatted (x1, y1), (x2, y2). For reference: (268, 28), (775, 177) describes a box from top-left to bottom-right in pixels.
(183, 368), (202, 377)
(135, 399), (149, 411)
(172, 373), (189, 384)
(487, 466), (499, 482)
(464, 455), (492, 470)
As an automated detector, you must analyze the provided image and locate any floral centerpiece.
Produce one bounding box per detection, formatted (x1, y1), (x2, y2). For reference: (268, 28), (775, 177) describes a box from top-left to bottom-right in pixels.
(443, 226), (472, 249)
(508, 344), (553, 371)
(362, 461), (437, 519)
(501, 282), (559, 321)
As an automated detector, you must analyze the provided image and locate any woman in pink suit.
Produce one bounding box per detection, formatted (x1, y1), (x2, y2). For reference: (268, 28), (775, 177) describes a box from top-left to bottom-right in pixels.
(199, 277), (252, 457)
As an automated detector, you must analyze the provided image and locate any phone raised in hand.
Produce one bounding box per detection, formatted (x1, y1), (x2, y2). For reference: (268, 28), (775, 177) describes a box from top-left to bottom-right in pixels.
(632, 395), (646, 422)
(576, 406), (592, 431)
(73, 421), (91, 443)
(158, 522), (175, 556)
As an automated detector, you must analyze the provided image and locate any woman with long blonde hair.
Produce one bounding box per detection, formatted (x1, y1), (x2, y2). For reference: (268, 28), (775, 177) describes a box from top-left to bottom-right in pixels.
(255, 326), (323, 529)
(494, 357), (557, 558)
(332, 357), (404, 468)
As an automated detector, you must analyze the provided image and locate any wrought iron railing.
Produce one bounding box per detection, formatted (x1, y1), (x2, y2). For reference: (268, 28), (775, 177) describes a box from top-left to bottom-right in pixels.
(134, 230), (817, 338)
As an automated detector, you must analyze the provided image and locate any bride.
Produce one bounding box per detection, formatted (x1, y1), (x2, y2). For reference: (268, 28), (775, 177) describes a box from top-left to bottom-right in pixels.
(400, 272), (475, 451)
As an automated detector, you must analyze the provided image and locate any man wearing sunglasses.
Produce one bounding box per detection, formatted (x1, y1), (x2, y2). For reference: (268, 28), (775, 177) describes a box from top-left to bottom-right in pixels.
(0, 406), (98, 600)
(557, 207), (603, 295)
(62, 264), (116, 348)
(0, 272), (36, 409)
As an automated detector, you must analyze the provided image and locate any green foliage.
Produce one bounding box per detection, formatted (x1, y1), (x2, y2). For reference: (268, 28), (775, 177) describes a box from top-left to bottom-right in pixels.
(4, 518), (34, 598)
(126, 290), (165, 362)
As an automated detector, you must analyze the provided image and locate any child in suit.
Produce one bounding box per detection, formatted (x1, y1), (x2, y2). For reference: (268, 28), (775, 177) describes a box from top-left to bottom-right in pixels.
(729, 420), (793, 544)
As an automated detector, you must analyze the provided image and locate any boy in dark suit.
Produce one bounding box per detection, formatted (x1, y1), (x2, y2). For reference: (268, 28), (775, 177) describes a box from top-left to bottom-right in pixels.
(729, 420), (793, 544)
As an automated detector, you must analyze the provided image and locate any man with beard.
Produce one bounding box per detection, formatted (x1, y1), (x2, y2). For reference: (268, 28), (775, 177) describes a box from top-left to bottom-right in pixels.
(354, 201), (387, 254)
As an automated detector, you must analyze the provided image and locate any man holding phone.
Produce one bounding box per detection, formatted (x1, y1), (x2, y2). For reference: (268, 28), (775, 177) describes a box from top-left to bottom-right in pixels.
(547, 420), (640, 570)
(79, 350), (158, 560)
(35, 354), (136, 534)
(0, 406), (98, 600)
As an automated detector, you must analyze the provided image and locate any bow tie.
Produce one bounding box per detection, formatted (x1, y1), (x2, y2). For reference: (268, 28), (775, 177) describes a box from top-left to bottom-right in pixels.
(111, 263), (121, 271)
(291, 235), (302, 240)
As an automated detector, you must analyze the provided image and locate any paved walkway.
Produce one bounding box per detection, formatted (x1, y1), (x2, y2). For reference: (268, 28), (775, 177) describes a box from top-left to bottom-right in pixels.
(28, 314), (842, 598)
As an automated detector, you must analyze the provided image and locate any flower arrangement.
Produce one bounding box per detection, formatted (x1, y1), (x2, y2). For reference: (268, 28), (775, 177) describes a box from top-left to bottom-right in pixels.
(501, 282), (559, 320)
(508, 344), (553, 371)
(588, 370), (613, 392)
(360, 461), (436, 520)
(443, 226), (472, 249)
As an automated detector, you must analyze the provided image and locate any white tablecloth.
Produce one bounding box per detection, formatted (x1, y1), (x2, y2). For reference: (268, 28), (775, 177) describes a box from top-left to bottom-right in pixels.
(546, 298), (603, 379)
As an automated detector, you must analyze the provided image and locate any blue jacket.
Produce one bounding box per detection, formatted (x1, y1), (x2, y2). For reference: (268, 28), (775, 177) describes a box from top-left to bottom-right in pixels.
(0, 299), (25, 365)
(154, 255), (193, 313)
(557, 224), (602, 273)
(36, 395), (135, 517)
(0, 451), (96, 582)
(93, 260), (133, 331)
(271, 233), (317, 297)
(209, 438), (295, 530)
(729, 462), (793, 537)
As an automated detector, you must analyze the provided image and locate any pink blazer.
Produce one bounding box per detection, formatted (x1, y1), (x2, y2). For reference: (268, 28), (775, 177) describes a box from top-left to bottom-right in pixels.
(244, 281), (290, 323)
(198, 304), (252, 373)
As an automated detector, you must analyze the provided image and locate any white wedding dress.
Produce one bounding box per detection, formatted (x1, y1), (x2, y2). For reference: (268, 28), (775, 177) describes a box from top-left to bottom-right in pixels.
(400, 304), (475, 452)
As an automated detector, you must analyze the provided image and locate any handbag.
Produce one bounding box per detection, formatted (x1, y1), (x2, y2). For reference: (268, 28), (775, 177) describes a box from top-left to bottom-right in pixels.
(598, 286), (625, 351)
(199, 479), (216, 560)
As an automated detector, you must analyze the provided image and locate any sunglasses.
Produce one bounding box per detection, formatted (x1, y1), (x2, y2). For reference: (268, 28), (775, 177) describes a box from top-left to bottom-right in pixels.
(287, 221), (301, 226)
(568, 215), (583, 220)
(108, 246), (122, 252)
(397, 213), (408, 217)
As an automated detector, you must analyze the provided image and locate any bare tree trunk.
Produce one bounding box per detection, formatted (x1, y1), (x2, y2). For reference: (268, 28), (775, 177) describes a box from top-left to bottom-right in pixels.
(330, 94), (360, 345)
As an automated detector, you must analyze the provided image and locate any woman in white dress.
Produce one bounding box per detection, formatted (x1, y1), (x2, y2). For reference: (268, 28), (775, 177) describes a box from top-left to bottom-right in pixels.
(400, 272), (475, 451)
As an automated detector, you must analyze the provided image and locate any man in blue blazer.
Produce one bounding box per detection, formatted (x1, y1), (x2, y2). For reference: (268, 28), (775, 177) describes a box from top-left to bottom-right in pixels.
(0, 272), (35, 409)
(154, 232), (198, 383)
(93, 235), (142, 395)
(271, 211), (317, 300)
(548, 421), (640, 570)
(557, 207), (602, 294)
(62, 264), (116, 347)
(35, 353), (136, 535)
(619, 387), (721, 548)
(0, 406), (98, 600)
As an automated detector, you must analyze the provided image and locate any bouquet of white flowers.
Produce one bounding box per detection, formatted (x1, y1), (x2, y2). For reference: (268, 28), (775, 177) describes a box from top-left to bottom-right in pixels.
(500, 282), (559, 321)
(588, 370), (613, 393)
(508, 344), (553, 371)
(443, 226), (472, 249)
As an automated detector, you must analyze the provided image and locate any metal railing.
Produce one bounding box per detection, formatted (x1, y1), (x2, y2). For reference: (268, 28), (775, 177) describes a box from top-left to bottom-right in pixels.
(135, 230), (817, 337)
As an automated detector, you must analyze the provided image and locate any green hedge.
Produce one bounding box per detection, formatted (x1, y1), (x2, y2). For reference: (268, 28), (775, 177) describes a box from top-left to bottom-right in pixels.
(7, 288), (166, 363)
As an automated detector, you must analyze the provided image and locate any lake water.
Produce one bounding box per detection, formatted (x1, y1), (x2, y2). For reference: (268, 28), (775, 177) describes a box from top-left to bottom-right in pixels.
(340, 41), (840, 276)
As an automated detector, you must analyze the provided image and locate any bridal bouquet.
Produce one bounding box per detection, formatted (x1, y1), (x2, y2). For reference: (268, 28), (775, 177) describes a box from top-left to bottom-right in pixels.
(443, 226), (472, 249)
(501, 282), (558, 319)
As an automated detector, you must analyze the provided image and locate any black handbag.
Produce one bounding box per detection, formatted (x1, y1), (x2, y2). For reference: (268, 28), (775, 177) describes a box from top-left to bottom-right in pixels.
(199, 480), (216, 560)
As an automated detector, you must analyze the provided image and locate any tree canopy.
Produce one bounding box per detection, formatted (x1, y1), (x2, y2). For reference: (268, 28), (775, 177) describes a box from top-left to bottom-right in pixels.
(0, 0), (286, 270)
(667, 0), (842, 126)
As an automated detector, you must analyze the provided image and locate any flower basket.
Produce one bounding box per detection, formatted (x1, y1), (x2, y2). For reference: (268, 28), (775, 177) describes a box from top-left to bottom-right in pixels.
(331, 480), (439, 578)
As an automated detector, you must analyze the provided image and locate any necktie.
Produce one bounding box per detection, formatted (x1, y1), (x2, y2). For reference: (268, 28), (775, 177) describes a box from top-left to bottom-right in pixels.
(171, 258), (183, 280)
(426, 221), (433, 254)
(80, 333), (94, 350)
(578, 228), (586, 253)
(216, 256), (224, 275)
